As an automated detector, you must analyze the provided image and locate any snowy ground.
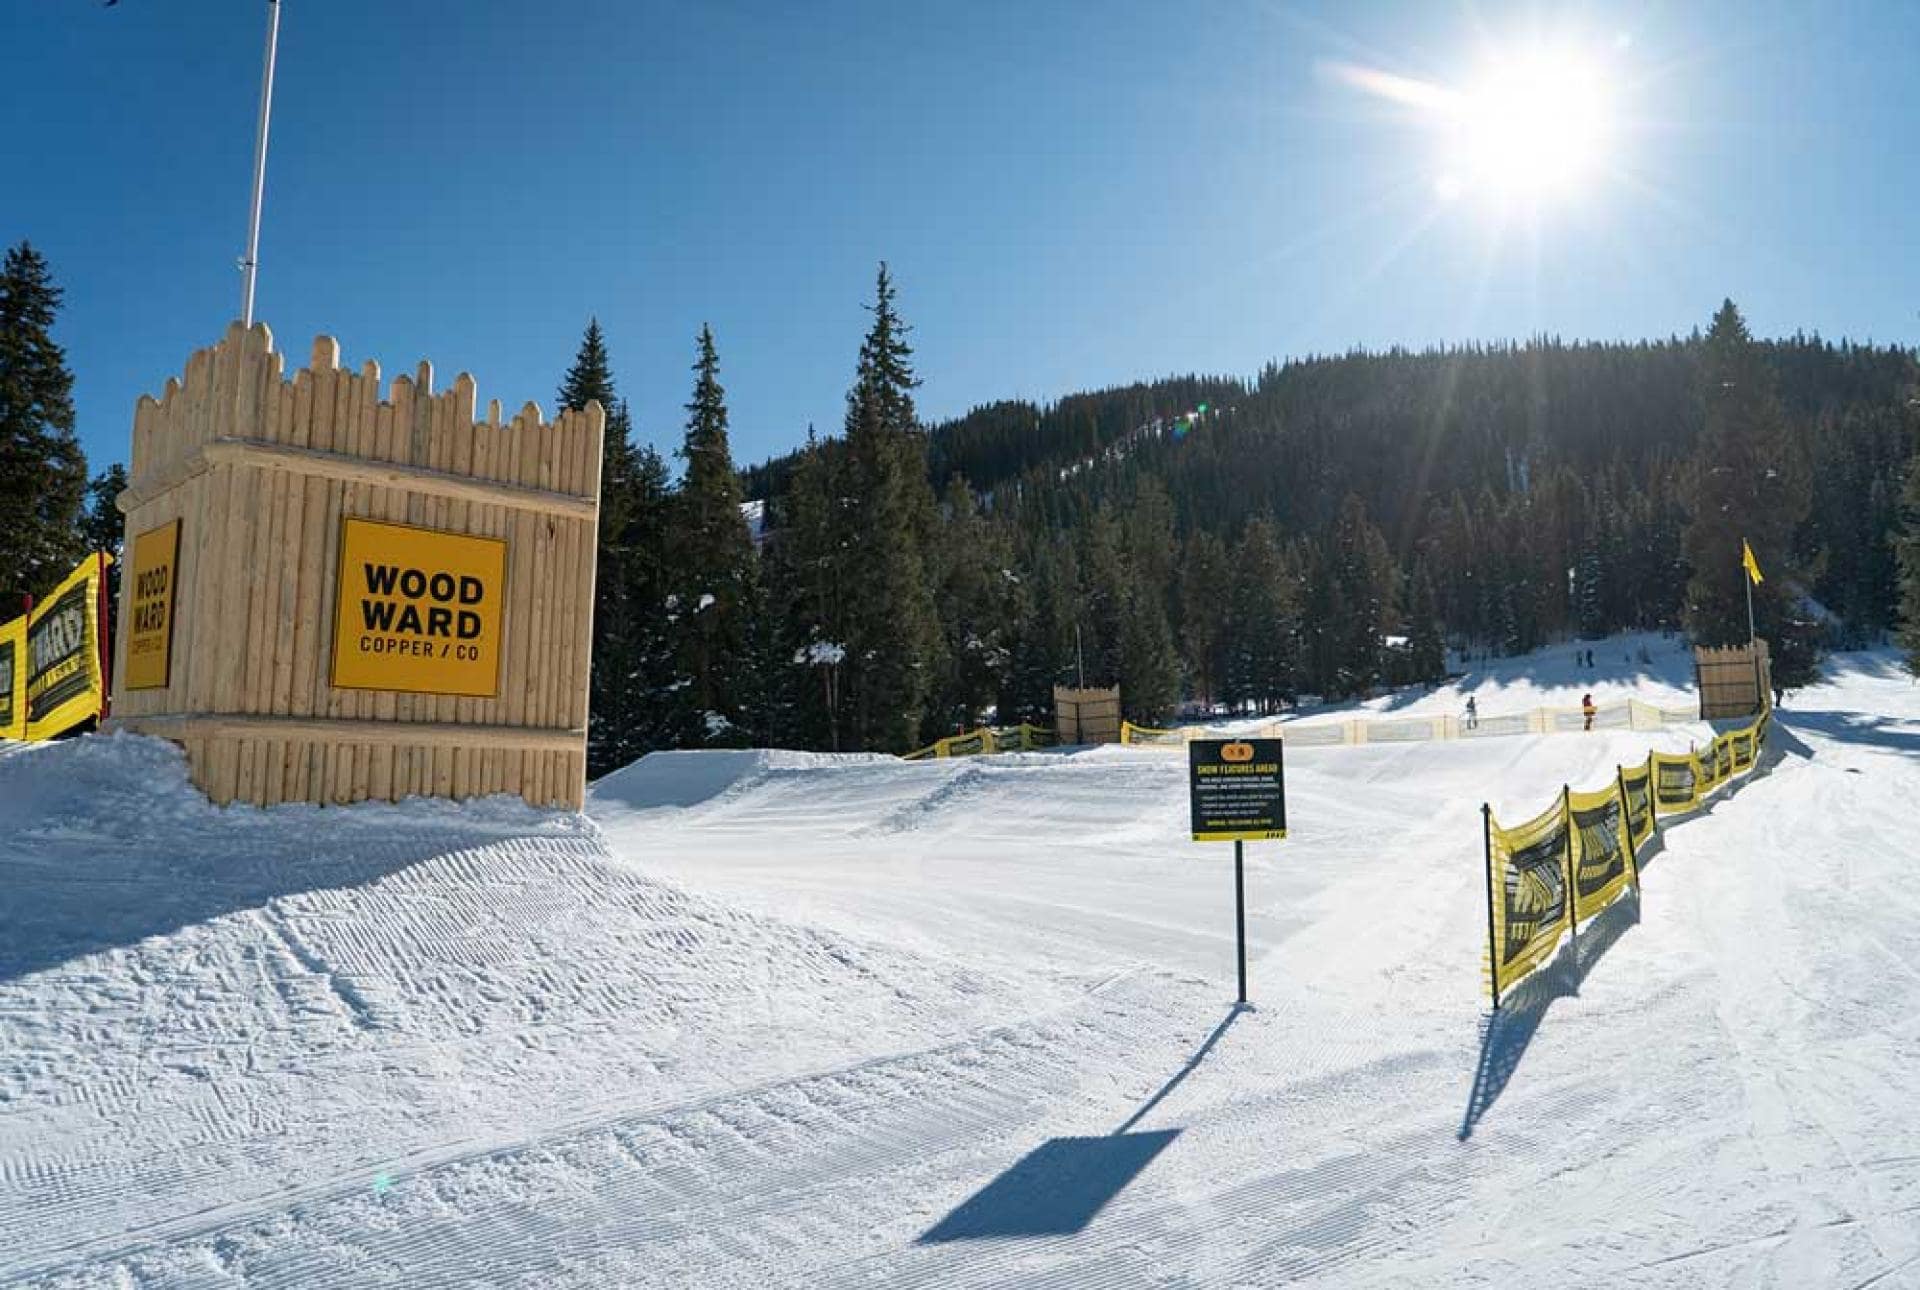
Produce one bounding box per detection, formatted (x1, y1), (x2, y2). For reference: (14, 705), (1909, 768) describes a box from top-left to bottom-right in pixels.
(6, 647), (1920, 1286)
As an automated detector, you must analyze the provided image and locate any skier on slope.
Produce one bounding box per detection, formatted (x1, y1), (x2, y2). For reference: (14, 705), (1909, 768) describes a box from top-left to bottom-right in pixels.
(1582, 692), (1597, 732)
(1464, 696), (1478, 730)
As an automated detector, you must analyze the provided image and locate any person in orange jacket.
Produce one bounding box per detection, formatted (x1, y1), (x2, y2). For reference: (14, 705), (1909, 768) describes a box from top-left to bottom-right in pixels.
(1582, 692), (1597, 731)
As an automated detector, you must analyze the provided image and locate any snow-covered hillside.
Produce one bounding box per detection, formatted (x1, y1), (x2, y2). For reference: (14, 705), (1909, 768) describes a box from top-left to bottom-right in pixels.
(6, 649), (1920, 1286)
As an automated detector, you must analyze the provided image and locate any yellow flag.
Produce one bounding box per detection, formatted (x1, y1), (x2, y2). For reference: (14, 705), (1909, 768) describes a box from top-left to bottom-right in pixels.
(1742, 540), (1764, 586)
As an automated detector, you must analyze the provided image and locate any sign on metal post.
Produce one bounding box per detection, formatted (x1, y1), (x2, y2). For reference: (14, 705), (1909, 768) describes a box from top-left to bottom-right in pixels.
(1188, 738), (1287, 841)
(1189, 738), (1286, 1005)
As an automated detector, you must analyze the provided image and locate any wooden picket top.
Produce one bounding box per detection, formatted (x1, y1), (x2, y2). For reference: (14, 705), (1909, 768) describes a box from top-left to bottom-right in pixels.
(110, 322), (603, 809)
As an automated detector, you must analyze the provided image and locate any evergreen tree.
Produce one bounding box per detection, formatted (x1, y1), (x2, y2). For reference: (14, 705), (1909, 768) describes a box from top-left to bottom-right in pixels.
(1178, 530), (1231, 708)
(0, 241), (88, 604)
(80, 463), (128, 620)
(1307, 496), (1398, 697)
(836, 264), (944, 751)
(929, 474), (1015, 732)
(1117, 572), (1180, 722)
(1573, 538), (1604, 639)
(556, 322), (682, 774)
(767, 428), (848, 749)
(1222, 518), (1301, 712)
(1406, 562), (1447, 684)
(1681, 301), (1814, 685)
(79, 464), (126, 555)
(670, 325), (758, 745)
(1897, 443), (1920, 675)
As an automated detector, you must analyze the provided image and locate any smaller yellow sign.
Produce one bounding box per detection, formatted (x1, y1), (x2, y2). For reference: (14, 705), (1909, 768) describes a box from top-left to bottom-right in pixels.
(125, 519), (182, 690)
(330, 518), (508, 698)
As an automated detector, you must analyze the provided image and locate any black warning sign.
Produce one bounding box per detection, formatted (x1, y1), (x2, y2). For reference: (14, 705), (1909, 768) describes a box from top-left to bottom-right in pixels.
(1188, 738), (1287, 842)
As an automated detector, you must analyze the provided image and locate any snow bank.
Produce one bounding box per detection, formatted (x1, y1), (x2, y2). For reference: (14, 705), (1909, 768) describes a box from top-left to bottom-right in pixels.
(1, 736), (1055, 1285)
(11, 649), (1920, 1286)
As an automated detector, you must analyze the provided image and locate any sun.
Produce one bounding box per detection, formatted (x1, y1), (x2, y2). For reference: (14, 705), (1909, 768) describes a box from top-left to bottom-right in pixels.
(1437, 48), (1614, 204)
(1326, 41), (1620, 209)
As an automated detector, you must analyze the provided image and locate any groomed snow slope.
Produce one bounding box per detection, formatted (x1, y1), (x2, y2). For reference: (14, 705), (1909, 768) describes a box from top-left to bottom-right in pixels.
(7, 651), (1920, 1287)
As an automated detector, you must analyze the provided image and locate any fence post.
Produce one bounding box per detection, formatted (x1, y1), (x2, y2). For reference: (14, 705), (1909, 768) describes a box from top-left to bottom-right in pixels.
(1645, 750), (1658, 837)
(1562, 784), (1578, 954)
(1617, 763), (1640, 896)
(1482, 803), (1500, 1012)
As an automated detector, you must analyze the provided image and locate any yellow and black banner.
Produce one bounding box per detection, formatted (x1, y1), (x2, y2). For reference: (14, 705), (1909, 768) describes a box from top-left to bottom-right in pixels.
(0, 615), (23, 741)
(1486, 800), (1571, 995)
(1652, 752), (1698, 813)
(24, 554), (111, 742)
(1569, 786), (1632, 923)
(1620, 765), (1654, 852)
(1483, 707), (1772, 1005)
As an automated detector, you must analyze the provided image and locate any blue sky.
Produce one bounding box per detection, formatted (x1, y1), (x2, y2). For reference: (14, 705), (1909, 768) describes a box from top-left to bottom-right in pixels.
(5, 0), (1918, 478)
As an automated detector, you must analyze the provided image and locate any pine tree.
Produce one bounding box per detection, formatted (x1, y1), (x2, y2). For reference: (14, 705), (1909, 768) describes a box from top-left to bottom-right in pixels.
(1897, 443), (1920, 674)
(1178, 530), (1231, 708)
(1307, 496), (1398, 697)
(767, 428), (848, 749)
(1222, 518), (1301, 712)
(670, 325), (758, 745)
(80, 463), (128, 621)
(556, 322), (683, 774)
(1681, 301), (1813, 680)
(1573, 538), (1605, 639)
(0, 241), (88, 605)
(1406, 561), (1447, 684)
(928, 474), (1016, 733)
(836, 264), (944, 751)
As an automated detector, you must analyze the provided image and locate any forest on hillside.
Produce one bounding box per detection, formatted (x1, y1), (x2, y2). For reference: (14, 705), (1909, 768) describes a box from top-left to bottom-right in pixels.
(6, 237), (1920, 771)
(735, 295), (1920, 761)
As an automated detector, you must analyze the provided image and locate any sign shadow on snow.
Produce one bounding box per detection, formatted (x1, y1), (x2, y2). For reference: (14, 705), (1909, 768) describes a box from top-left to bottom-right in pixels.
(920, 1005), (1243, 1242)
(1458, 893), (1640, 1140)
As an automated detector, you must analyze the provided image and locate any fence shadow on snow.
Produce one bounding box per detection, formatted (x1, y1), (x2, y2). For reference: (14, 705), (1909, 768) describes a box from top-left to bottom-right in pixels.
(1774, 710), (1920, 756)
(1458, 892), (1642, 1140)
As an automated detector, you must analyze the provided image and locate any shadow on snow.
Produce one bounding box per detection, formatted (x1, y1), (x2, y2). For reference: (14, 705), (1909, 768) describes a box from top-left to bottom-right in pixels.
(920, 1004), (1245, 1241)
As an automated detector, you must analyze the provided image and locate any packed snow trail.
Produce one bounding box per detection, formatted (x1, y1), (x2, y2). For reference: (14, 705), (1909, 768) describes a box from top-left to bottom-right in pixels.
(5, 651), (1920, 1286)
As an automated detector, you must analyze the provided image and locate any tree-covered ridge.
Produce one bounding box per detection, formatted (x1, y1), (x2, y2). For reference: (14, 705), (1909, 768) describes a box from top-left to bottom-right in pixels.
(749, 310), (1915, 741)
(11, 233), (1920, 762)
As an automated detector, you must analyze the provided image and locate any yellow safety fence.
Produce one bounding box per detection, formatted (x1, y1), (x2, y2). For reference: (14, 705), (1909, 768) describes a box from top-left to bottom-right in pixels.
(1, 552), (113, 744)
(903, 722), (1058, 761)
(1483, 705), (1772, 1008)
(1122, 697), (1702, 750)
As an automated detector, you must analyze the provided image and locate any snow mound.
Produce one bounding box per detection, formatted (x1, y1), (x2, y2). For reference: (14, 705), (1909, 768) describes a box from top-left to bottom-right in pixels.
(1, 735), (1057, 1284)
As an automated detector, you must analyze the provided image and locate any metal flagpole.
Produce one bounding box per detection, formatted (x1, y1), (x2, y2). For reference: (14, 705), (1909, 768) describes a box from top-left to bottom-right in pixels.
(1744, 555), (1755, 646)
(240, 0), (282, 327)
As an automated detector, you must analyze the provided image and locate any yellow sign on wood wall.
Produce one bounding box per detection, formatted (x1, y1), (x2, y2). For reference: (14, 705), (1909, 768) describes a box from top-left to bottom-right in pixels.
(330, 518), (507, 697)
(126, 519), (182, 690)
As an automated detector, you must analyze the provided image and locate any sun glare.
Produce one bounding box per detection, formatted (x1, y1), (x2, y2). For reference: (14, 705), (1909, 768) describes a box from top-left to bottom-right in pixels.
(1438, 49), (1613, 204)
(1328, 40), (1621, 211)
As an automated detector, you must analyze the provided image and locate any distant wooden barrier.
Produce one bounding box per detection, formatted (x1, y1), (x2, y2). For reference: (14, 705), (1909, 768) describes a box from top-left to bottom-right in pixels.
(1694, 639), (1770, 720)
(1054, 685), (1121, 745)
(109, 323), (604, 809)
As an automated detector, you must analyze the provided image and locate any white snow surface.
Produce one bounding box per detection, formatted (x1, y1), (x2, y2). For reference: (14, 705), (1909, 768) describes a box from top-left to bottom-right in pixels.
(6, 646), (1920, 1286)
